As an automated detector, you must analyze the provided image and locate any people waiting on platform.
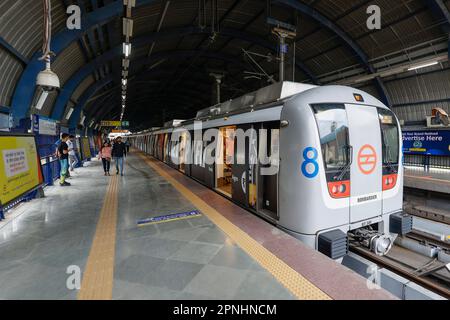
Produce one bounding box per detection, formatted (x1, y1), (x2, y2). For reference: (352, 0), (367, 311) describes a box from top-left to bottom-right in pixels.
(112, 136), (127, 176)
(57, 133), (71, 187)
(99, 141), (112, 176)
(67, 135), (79, 173)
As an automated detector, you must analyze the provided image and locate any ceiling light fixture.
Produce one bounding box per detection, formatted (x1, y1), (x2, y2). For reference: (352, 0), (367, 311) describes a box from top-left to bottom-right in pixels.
(65, 107), (74, 120)
(407, 61), (439, 71)
(123, 43), (132, 57)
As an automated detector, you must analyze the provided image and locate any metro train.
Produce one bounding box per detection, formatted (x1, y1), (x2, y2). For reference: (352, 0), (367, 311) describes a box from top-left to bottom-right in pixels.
(130, 82), (412, 259)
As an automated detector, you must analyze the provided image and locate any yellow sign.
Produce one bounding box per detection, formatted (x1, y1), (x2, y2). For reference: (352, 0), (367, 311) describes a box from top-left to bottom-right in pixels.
(101, 121), (121, 127)
(0, 135), (43, 206)
(81, 137), (92, 159)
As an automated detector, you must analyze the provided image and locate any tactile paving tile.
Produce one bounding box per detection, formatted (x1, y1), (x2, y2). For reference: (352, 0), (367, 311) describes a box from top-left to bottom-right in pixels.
(78, 175), (119, 300)
(139, 153), (331, 300)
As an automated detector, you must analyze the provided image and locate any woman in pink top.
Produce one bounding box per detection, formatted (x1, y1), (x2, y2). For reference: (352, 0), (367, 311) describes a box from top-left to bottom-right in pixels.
(98, 141), (112, 176)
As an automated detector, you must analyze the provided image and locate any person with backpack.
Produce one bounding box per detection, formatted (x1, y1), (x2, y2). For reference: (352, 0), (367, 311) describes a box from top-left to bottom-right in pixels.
(112, 136), (127, 176)
(58, 133), (71, 186)
(98, 141), (112, 176)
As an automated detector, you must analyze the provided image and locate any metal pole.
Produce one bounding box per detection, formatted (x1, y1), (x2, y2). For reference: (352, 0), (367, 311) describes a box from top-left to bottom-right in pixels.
(279, 36), (285, 82)
(216, 77), (221, 105)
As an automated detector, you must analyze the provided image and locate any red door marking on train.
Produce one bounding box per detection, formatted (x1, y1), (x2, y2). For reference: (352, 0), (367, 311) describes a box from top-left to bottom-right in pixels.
(358, 144), (377, 175)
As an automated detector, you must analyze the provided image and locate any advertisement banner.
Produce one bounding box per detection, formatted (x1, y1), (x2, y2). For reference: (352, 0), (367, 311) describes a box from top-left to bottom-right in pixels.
(402, 130), (450, 156)
(32, 114), (58, 136)
(0, 134), (44, 206)
(81, 137), (92, 159)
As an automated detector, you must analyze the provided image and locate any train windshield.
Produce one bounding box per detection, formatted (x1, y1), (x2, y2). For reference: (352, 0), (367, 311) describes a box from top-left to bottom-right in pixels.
(378, 108), (400, 166)
(312, 104), (350, 171)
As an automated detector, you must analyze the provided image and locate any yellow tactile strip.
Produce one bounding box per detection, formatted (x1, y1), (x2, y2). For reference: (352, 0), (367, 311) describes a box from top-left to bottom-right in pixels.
(78, 175), (119, 300)
(139, 153), (331, 300)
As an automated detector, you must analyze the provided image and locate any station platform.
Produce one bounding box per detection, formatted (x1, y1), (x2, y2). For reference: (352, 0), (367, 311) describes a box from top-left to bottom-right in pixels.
(404, 167), (450, 194)
(0, 151), (396, 300)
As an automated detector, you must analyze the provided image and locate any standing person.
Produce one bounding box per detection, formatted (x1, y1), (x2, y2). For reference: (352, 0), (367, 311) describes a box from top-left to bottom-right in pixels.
(58, 133), (71, 186)
(98, 141), (112, 176)
(125, 139), (130, 153)
(67, 135), (79, 173)
(112, 136), (127, 176)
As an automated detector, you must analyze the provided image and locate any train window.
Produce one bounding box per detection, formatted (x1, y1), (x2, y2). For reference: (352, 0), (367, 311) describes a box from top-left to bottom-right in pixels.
(311, 104), (350, 171)
(378, 109), (399, 166)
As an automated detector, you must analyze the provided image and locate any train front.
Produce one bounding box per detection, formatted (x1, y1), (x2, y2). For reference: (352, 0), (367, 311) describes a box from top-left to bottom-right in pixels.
(278, 85), (411, 259)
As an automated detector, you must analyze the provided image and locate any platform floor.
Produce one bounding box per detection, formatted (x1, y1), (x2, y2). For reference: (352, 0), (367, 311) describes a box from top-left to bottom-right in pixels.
(0, 152), (395, 300)
(404, 167), (450, 194)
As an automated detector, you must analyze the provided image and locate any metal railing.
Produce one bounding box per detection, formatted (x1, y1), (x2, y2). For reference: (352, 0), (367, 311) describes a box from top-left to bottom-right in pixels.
(404, 154), (450, 170)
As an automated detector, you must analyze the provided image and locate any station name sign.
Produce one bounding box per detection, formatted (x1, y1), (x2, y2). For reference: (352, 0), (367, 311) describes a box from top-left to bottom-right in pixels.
(101, 121), (130, 127)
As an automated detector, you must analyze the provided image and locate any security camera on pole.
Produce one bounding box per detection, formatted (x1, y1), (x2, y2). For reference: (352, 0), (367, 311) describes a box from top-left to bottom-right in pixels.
(34, 0), (60, 111)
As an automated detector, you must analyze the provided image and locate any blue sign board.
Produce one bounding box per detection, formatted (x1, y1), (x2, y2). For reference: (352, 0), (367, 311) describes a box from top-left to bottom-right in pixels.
(402, 130), (450, 156)
(32, 114), (59, 136)
(137, 210), (201, 226)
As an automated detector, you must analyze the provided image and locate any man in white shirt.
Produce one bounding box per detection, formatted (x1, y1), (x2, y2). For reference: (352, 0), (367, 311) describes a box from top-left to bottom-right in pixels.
(67, 135), (79, 172)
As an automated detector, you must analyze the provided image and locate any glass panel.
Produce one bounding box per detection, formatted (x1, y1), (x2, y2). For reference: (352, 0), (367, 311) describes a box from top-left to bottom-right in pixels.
(378, 109), (399, 165)
(312, 104), (350, 171)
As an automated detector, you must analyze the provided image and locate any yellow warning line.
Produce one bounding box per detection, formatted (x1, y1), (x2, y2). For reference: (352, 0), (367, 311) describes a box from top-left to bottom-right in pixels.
(78, 175), (119, 300)
(139, 153), (331, 300)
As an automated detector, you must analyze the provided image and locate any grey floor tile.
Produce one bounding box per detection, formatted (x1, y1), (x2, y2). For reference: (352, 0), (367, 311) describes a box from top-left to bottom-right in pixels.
(115, 254), (165, 285)
(116, 237), (186, 261)
(155, 225), (209, 242)
(113, 280), (179, 300)
(195, 226), (229, 245)
(170, 242), (222, 264)
(209, 244), (256, 270)
(233, 271), (296, 300)
(142, 259), (205, 291)
(184, 265), (248, 299)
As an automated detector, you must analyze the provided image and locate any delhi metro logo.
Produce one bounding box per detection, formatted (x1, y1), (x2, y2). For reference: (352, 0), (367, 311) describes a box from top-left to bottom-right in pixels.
(357, 145), (377, 175)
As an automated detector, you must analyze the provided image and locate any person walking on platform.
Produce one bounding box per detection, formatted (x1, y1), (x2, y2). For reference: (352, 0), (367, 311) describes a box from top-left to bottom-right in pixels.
(57, 133), (71, 187)
(112, 136), (127, 176)
(125, 139), (130, 153)
(98, 141), (112, 176)
(67, 135), (79, 173)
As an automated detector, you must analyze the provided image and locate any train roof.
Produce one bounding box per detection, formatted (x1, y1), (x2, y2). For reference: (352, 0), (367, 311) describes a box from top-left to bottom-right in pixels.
(131, 83), (391, 136)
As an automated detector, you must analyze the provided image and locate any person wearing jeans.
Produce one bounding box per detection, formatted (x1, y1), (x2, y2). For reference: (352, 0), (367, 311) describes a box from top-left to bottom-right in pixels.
(98, 141), (112, 176)
(58, 133), (71, 186)
(112, 136), (127, 176)
(67, 135), (79, 172)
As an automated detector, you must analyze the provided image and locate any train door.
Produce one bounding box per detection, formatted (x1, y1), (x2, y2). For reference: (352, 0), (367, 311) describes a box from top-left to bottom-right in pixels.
(179, 131), (188, 173)
(257, 122), (279, 220)
(185, 131), (193, 176)
(231, 124), (251, 207)
(215, 126), (236, 197)
(346, 104), (383, 223)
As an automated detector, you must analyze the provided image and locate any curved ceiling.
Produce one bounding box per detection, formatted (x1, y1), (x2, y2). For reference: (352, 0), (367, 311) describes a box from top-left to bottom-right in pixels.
(0, 0), (449, 131)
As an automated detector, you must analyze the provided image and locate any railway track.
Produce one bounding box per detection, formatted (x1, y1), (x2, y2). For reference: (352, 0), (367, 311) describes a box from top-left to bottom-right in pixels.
(407, 230), (450, 251)
(350, 244), (450, 299)
(350, 241), (450, 299)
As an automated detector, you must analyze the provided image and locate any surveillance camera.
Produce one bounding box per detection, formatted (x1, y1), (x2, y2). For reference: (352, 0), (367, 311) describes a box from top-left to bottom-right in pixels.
(36, 68), (60, 92)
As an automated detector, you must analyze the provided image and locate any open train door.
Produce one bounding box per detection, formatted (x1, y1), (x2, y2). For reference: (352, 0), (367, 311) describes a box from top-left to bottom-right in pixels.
(231, 124), (253, 207)
(346, 104), (383, 223)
